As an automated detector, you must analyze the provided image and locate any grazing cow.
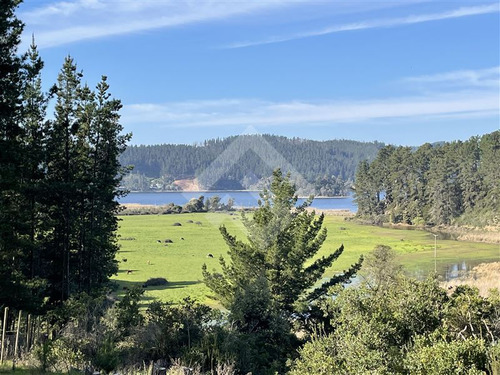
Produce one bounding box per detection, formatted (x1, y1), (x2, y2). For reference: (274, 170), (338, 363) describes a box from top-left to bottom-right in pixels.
(157, 240), (162, 243)
(127, 270), (133, 274)
(207, 253), (214, 258)
(181, 237), (185, 240)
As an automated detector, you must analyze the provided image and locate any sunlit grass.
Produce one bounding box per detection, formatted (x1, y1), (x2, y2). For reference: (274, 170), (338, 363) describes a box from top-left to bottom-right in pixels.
(115, 213), (500, 305)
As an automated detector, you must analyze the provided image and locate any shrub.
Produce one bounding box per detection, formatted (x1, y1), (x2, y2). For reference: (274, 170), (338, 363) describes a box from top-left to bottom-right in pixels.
(143, 278), (168, 287)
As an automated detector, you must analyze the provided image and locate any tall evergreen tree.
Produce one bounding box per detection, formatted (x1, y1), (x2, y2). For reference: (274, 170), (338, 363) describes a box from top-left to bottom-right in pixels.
(203, 169), (362, 316)
(478, 131), (500, 214)
(353, 160), (378, 217)
(20, 37), (48, 282)
(82, 76), (130, 292)
(428, 144), (462, 225)
(0, 0), (30, 309)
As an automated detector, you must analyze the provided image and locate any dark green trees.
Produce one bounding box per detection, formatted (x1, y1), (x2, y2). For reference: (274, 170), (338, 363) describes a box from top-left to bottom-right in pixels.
(0, 2), (130, 310)
(203, 169), (362, 318)
(354, 132), (500, 226)
(202, 169), (361, 373)
(43, 58), (130, 304)
(0, 0), (32, 309)
(119, 135), (383, 195)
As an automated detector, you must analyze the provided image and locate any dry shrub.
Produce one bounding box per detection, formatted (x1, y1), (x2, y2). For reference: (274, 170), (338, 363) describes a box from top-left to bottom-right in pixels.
(443, 262), (500, 297)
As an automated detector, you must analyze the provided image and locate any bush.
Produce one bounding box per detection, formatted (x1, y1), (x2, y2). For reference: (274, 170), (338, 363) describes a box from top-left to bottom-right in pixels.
(94, 335), (120, 374)
(404, 334), (489, 374)
(143, 277), (168, 287)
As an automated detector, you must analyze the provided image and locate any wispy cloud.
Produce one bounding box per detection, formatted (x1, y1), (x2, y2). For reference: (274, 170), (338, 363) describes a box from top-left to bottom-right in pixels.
(122, 93), (499, 129)
(20, 0), (304, 48)
(402, 66), (500, 89)
(121, 66), (499, 128)
(226, 3), (500, 48)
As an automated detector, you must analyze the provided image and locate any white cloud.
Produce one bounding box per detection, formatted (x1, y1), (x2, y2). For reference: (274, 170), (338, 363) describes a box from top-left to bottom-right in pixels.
(402, 66), (500, 89)
(121, 93), (499, 128)
(20, 0), (304, 48)
(121, 65), (499, 128)
(226, 3), (500, 48)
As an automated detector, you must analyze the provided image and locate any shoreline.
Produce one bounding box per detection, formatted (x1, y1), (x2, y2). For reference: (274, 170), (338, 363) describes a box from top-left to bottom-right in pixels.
(122, 190), (351, 199)
(119, 203), (355, 216)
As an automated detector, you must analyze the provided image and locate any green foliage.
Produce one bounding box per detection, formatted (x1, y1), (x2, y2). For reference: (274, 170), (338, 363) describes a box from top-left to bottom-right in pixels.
(34, 339), (57, 373)
(291, 250), (499, 375)
(94, 334), (120, 374)
(119, 135), (383, 195)
(1, 4), (131, 311)
(405, 334), (488, 375)
(128, 297), (216, 366)
(116, 286), (144, 333)
(0, 0), (34, 310)
(203, 170), (362, 315)
(202, 169), (361, 373)
(354, 133), (500, 227)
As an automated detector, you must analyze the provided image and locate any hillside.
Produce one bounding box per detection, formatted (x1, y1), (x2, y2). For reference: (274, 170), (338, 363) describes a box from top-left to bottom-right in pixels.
(120, 134), (385, 195)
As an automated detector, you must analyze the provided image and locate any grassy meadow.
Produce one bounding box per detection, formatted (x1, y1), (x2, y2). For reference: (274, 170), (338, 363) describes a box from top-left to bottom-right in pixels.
(115, 212), (500, 306)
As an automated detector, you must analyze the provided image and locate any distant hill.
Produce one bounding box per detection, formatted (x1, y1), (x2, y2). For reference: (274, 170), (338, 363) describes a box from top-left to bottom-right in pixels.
(120, 134), (385, 196)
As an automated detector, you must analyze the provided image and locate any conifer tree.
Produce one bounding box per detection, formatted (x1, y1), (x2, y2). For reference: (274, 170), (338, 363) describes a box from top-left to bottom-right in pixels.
(0, 0), (29, 309)
(203, 169), (362, 317)
(20, 37), (48, 284)
(353, 160), (378, 216)
(44, 56), (83, 301)
(82, 76), (130, 292)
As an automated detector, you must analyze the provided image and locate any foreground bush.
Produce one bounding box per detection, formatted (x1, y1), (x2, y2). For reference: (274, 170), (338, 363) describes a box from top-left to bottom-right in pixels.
(290, 246), (500, 375)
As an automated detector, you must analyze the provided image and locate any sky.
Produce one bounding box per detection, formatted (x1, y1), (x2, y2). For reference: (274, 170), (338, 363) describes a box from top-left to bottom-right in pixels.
(17, 0), (500, 146)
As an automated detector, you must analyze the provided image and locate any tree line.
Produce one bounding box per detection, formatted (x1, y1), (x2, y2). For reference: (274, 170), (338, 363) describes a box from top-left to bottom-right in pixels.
(120, 135), (384, 196)
(354, 132), (499, 227)
(0, 0), (129, 313)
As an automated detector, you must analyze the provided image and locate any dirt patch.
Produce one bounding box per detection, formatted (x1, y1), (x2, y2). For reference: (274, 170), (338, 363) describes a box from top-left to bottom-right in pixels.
(304, 207), (355, 216)
(173, 178), (201, 191)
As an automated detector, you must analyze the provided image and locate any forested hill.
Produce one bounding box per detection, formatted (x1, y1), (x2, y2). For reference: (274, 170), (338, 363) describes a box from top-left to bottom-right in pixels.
(119, 135), (384, 195)
(354, 131), (500, 227)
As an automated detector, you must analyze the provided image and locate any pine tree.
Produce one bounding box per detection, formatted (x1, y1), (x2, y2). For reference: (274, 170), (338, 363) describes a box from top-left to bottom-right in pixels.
(20, 37), (48, 283)
(428, 145), (462, 225)
(203, 169), (362, 316)
(478, 131), (500, 214)
(354, 160), (378, 216)
(44, 56), (83, 302)
(83, 76), (130, 292)
(0, 0), (30, 309)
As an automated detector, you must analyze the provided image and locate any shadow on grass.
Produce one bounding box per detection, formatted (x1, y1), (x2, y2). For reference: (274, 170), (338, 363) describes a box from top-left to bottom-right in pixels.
(112, 279), (202, 307)
(116, 269), (140, 274)
(144, 280), (201, 291)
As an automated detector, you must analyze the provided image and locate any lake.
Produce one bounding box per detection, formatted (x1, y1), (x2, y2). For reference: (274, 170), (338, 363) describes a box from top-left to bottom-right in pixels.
(119, 191), (358, 211)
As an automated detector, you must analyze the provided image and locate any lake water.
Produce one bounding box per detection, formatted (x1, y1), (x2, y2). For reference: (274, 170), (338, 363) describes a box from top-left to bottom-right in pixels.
(119, 191), (358, 212)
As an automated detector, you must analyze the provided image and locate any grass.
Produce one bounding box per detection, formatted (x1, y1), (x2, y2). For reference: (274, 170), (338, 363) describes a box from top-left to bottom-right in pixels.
(115, 213), (500, 306)
(0, 363), (64, 375)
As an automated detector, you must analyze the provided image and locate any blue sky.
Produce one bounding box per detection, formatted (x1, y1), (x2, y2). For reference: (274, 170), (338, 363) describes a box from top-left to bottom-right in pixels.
(18, 0), (500, 146)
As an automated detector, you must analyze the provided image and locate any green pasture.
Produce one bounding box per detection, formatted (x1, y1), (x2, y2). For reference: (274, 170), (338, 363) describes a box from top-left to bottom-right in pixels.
(114, 213), (500, 305)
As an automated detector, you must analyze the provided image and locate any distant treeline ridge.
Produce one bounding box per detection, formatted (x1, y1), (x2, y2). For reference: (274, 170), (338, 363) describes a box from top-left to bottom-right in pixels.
(120, 134), (384, 196)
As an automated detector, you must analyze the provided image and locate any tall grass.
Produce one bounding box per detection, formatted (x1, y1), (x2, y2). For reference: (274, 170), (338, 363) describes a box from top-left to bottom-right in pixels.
(442, 262), (500, 296)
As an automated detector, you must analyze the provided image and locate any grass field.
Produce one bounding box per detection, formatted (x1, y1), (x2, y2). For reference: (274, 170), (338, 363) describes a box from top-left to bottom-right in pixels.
(114, 213), (500, 306)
